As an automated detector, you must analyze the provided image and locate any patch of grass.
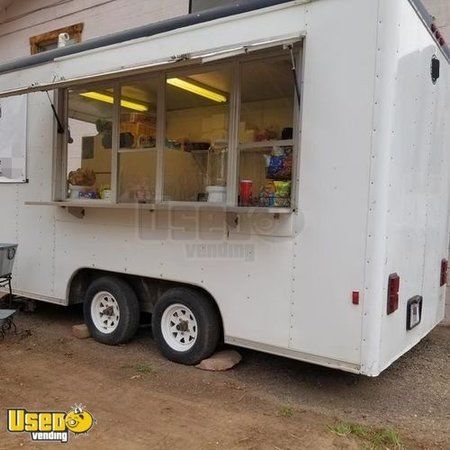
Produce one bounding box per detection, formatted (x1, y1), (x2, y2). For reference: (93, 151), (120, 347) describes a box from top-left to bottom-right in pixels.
(119, 364), (133, 369)
(371, 427), (402, 449)
(328, 422), (402, 449)
(328, 423), (367, 438)
(135, 363), (154, 374)
(278, 404), (294, 418)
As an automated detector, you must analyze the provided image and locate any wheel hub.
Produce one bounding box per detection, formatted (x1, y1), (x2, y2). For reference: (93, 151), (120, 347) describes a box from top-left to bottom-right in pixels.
(161, 304), (198, 352)
(102, 305), (115, 317)
(91, 292), (120, 334)
(176, 320), (189, 332)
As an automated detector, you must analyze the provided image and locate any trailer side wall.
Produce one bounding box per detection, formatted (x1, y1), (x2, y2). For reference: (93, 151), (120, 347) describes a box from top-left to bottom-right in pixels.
(362, 0), (450, 375)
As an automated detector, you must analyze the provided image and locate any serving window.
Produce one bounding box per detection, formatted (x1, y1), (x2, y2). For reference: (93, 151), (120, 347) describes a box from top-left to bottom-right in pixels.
(164, 66), (231, 202)
(58, 45), (301, 210)
(118, 78), (158, 203)
(238, 54), (295, 207)
(66, 85), (114, 200)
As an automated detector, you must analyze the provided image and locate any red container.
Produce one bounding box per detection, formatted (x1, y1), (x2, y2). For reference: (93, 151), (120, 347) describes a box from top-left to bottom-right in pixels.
(240, 180), (253, 206)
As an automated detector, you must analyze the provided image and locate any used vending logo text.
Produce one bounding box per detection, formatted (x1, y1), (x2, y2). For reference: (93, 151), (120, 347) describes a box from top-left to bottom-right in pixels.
(7, 405), (95, 443)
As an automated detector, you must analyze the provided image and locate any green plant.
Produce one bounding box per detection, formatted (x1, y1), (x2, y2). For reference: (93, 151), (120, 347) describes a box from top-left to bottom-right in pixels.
(328, 422), (402, 449)
(135, 363), (154, 374)
(278, 404), (294, 418)
(371, 427), (402, 449)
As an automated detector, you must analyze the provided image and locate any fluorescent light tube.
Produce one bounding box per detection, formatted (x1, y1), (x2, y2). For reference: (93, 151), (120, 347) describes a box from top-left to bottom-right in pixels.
(80, 91), (149, 112)
(166, 78), (227, 103)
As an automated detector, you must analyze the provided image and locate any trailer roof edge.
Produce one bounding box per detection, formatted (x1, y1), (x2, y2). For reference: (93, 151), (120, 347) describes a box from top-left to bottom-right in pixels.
(0, 0), (446, 76)
(0, 0), (299, 75)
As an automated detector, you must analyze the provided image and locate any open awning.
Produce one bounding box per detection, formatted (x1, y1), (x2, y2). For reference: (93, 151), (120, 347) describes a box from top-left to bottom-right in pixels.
(0, 34), (301, 98)
(0, 0), (307, 98)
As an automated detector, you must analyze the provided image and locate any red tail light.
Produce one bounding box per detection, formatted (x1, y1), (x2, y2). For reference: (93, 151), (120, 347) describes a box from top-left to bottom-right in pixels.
(387, 273), (400, 315)
(440, 259), (448, 287)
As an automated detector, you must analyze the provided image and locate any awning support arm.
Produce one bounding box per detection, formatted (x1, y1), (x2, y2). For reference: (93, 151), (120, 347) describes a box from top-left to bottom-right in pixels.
(45, 91), (65, 134)
(289, 45), (301, 107)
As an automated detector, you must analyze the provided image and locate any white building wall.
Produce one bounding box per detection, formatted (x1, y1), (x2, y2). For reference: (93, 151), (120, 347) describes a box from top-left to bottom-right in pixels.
(0, 0), (188, 60)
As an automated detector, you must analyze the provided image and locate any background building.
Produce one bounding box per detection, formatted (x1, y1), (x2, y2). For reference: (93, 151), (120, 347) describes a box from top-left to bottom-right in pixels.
(423, 0), (449, 41)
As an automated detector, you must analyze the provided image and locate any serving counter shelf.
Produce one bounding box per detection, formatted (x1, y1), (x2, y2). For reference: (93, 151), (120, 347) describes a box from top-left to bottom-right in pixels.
(25, 200), (292, 215)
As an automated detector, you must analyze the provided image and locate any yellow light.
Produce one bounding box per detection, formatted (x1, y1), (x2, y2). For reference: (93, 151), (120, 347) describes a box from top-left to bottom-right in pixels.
(120, 99), (148, 112)
(167, 78), (227, 103)
(80, 91), (149, 112)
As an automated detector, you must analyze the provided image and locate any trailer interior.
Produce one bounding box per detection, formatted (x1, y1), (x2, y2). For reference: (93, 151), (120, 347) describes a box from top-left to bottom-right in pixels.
(42, 44), (300, 213)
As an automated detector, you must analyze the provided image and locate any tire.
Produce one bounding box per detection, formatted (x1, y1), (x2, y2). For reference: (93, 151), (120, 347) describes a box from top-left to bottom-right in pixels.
(84, 276), (140, 345)
(152, 287), (221, 365)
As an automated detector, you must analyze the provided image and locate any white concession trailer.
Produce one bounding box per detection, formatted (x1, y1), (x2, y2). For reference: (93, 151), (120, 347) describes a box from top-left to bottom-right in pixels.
(0, 0), (448, 376)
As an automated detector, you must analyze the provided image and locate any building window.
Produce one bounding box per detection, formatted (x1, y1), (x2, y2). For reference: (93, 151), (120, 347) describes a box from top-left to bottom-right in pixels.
(30, 23), (83, 55)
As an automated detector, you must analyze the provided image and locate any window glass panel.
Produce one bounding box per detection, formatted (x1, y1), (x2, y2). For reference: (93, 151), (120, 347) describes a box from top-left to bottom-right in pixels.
(118, 79), (158, 203)
(238, 54), (295, 208)
(164, 67), (231, 202)
(67, 86), (114, 200)
(0, 94), (27, 183)
(37, 42), (58, 53)
(239, 55), (294, 144)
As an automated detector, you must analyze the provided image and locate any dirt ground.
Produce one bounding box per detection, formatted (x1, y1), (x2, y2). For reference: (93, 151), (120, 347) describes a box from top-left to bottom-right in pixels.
(0, 302), (449, 449)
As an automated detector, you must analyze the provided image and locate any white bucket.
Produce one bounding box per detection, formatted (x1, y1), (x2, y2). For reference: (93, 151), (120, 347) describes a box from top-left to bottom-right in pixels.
(206, 186), (226, 203)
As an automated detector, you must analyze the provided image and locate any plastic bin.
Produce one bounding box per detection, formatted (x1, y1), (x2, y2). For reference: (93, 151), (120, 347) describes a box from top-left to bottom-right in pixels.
(0, 244), (18, 277)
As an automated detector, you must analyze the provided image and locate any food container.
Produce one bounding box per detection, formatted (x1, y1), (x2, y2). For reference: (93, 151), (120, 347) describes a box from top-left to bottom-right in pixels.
(0, 244), (18, 277)
(69, 185), (93, 199)
(206, 186), (226, 203)
(100, 189), (112, 200)
(207, 142), (228, 187)
(239, 180), (253, 206)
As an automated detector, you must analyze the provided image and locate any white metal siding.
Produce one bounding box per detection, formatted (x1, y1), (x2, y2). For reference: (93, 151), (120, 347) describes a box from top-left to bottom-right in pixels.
(0, 0), (447, 374)
(365, 0), (450, 374)
(288, 0), (379, 366)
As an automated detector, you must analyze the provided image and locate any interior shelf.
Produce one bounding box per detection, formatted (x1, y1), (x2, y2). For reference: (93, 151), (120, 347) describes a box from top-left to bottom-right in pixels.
(238, 139), (294, 151)
(118, 147), (156, 154)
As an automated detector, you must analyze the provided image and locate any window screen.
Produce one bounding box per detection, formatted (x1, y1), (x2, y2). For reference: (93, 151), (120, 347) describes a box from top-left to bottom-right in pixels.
(0, 95), (27, 183)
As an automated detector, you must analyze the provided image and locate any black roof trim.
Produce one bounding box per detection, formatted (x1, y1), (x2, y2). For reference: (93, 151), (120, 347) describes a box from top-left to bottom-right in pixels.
(0, 0), (295, 75)
(0, 0), (446, 75)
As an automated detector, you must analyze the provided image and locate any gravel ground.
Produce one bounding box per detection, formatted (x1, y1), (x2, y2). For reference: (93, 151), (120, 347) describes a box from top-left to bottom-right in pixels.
(0, 302), (448, 449)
